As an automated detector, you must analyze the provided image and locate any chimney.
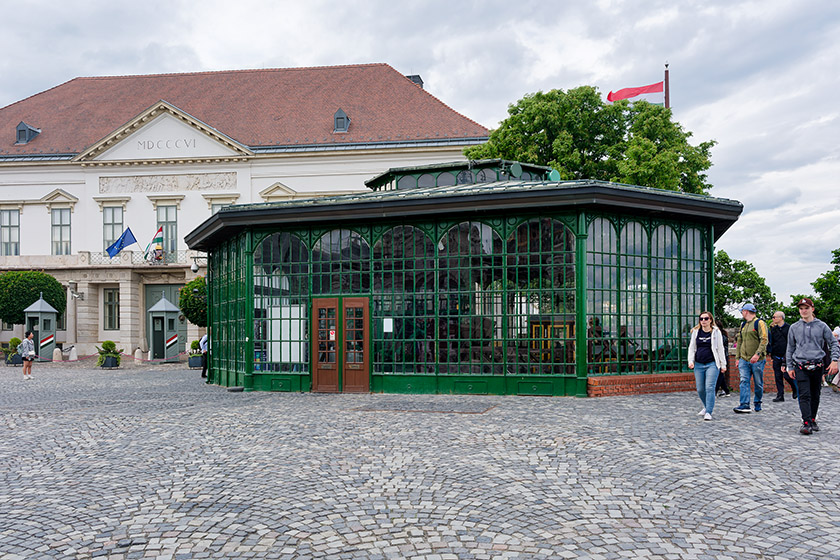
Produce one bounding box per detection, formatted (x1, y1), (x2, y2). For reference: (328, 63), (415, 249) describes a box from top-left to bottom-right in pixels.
(406, 75), (424, 89)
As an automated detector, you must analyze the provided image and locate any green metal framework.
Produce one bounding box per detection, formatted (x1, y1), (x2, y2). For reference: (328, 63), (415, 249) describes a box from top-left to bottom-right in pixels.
(204, 211), (712, 396)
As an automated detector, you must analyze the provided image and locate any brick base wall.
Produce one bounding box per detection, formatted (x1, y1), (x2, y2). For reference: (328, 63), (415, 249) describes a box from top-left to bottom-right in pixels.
(588, 357), (787, 397)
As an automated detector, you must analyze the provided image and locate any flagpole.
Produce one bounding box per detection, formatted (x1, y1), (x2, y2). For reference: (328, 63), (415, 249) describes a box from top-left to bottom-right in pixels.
(664, 62), (670, 109)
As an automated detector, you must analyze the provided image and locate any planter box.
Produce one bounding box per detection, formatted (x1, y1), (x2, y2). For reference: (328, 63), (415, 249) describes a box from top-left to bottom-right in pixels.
(6, 354), (23, 367)
(101, 355), (119, 368)
(188, 355), (203, 369)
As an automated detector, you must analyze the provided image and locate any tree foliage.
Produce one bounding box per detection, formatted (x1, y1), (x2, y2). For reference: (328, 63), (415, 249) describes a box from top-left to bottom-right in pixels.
(810, 247), (840, 328)
(179, 276), (207, 328)
(464, 86), (716, 194)
(0, 271), (66, 325)
(714, 250), (778, 326)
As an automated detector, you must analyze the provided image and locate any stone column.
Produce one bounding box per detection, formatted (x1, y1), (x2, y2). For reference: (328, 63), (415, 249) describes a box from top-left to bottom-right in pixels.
(74, 281), (97, 355)
(120, 274), (143, 354)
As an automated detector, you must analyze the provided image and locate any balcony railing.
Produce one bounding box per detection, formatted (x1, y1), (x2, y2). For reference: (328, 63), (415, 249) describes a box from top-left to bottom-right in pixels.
(0, 250), (206, 269)
(88, 250), (204, 266)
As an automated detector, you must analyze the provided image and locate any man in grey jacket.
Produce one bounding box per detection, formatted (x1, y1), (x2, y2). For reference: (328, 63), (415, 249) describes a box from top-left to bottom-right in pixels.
(783, 298), (840, 435)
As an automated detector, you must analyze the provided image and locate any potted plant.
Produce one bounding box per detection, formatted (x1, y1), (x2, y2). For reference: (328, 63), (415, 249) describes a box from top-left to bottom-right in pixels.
(96, 340), (123, 368)
(188, 340), (203, 368)
(6, 337), (23, 366)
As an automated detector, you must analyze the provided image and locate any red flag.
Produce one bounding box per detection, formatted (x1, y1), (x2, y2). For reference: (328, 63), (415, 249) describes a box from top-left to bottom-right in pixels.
(607, 81), (664, 103)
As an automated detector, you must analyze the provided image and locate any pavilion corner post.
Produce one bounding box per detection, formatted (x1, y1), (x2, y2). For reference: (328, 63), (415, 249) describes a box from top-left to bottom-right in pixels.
(574, 212), (589, 396)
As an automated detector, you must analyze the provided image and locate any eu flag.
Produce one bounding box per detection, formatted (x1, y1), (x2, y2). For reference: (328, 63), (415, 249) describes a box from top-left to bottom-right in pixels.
(106, 227), (138, 258)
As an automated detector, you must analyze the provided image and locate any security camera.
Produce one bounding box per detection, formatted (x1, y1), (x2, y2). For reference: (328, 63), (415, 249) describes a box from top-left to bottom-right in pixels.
(191, 262), (199, 273)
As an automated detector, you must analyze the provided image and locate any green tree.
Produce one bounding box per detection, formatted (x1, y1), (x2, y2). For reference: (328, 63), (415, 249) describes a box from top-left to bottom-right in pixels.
(714, 250), (778, 326)
(179, 276), (207, 328)
(465, 86), (716, 194)
(0, 271), (66, 325)
(811, 247), (840, 328)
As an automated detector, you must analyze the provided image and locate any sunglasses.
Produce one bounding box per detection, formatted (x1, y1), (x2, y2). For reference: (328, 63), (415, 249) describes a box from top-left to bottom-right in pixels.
(699, 316), (711, 321)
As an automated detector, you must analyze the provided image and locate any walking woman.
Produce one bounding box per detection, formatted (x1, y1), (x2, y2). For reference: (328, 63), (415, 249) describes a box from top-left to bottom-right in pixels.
(19, 330), (36, 380)
(688, 311), (727, 420)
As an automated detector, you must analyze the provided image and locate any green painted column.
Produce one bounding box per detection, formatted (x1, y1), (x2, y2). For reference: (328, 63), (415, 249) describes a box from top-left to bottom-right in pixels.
(244, 231), (255, 391)
(574, 212), (589, 397)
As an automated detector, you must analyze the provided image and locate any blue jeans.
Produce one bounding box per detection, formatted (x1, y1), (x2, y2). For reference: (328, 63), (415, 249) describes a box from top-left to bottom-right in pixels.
(738, 358), (765, 407)
(694, 361), (719, 414)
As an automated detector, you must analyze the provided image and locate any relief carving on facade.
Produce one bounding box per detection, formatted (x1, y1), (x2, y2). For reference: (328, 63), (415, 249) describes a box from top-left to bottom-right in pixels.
(99, 172), (236, 194)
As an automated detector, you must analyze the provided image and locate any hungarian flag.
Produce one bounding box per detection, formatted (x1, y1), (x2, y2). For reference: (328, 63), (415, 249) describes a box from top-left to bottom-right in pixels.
(144, 226), (164, 256)
(607, 81), (664, 104)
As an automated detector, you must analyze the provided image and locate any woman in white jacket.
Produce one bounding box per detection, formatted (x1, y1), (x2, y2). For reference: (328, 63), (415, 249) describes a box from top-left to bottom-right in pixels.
(687, 311), (727, 420)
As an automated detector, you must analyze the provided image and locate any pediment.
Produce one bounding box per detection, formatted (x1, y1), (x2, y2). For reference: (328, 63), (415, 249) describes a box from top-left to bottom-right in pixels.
(40, 188), (79, 204)
(41, 189), (79, 211)
(259, 182), (336, 202)
(75, 100), (254, 165)
(259, 182), (298, 201)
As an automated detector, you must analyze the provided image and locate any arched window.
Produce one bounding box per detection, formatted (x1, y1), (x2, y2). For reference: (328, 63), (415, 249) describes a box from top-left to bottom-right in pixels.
(312, 229), (370, 295)
(619, 222), (650, 372)
(651, 225), (680, 372)
(253, 233), (309, 372)
(509, 218), (576, 375)
(372, 226), (436, 374)
(681, 228), (708, 338)
(587, 218), (618, 374)
(438, 222), (504, 374)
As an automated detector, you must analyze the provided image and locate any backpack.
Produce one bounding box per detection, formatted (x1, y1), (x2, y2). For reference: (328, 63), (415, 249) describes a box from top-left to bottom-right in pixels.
(740, 318), (770, 354)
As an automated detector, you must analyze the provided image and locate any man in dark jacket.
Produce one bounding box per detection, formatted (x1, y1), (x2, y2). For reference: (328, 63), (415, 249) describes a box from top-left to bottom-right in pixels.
(783, 298), (840, 435)
(769, 311), (796, 402)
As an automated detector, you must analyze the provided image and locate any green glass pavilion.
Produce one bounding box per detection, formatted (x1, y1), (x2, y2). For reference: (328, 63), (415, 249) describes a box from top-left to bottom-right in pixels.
(185, 160), (742, 396)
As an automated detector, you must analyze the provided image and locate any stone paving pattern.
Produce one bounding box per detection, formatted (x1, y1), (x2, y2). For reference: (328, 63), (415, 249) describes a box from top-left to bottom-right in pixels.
(1, 361), (839, 559)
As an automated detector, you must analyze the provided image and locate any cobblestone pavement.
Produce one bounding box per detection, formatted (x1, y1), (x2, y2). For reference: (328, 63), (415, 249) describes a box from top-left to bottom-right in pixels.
(1, 363), (839, 559)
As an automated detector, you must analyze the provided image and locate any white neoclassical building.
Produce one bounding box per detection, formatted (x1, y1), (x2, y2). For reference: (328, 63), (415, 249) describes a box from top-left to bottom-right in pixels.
(0, 64), (488, 355)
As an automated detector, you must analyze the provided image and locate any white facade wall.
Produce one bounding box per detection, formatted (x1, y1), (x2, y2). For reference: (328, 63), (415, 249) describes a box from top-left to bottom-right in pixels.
(0, 129), (472, 355)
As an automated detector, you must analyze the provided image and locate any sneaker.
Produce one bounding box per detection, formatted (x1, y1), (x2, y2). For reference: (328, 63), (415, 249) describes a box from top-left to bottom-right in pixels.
(697, 408), (707, 416)
(703, 413), (713, 421)
(754, 404), (762, 412)
(720, 391), (731, 398)
(810, 419), (820, 432)
(800, 422), (812, 435)
(772, 396), (784, 402)
(734, 404), (751, 414)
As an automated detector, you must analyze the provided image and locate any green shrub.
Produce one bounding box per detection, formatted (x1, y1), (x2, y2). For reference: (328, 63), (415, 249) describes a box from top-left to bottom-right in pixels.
(190, 340), (201, 354)
(0, 271), (66, 325)
(95, 340), (123, 367)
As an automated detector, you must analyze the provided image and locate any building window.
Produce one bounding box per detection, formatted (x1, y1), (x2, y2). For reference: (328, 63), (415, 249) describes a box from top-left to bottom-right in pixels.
(57, 313), (66, 331)
(2, 321), (13, 331)
(157, 205), (177, 256)
(103, 206), (124, 251)
(0, 209), (20, 256)
(51, 208), (71, 255)
(333, 109), (350, 132)
(104, 288), (120, 330)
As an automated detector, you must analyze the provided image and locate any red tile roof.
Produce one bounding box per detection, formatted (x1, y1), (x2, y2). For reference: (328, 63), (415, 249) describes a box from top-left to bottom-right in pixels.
(0, 63), (488, 155)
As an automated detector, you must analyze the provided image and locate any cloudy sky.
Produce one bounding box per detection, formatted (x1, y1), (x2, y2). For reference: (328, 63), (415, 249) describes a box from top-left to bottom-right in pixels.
(2, 0), (838, 303)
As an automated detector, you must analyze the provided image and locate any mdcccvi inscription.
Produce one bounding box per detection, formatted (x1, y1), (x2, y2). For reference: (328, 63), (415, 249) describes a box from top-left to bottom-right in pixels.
(137, 139), (198, 150)
(99, 172), (237, 194)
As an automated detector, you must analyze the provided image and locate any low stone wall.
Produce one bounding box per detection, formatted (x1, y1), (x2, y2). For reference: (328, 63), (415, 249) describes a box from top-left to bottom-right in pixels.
(588, 357), (784, 397)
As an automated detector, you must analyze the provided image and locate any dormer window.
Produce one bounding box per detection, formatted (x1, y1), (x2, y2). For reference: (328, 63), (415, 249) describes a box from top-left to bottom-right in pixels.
(15, 121), (40, 145)
(333, 109), (350, 133)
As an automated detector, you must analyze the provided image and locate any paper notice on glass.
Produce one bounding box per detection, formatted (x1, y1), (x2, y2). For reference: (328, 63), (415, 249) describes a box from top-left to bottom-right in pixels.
(383, 318), (393, 333)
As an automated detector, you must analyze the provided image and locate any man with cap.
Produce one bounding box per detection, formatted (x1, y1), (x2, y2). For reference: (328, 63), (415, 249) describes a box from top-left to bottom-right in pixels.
(733, 303), (768, 413)
(783, 297), (839, 435)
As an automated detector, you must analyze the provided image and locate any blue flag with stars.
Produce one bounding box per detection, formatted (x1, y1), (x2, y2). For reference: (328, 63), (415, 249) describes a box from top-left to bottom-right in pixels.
(106, 227), (138, 258)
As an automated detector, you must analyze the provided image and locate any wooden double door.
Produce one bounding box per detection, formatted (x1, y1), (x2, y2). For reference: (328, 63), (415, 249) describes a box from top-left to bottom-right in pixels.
(312, 297), (370, 392)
